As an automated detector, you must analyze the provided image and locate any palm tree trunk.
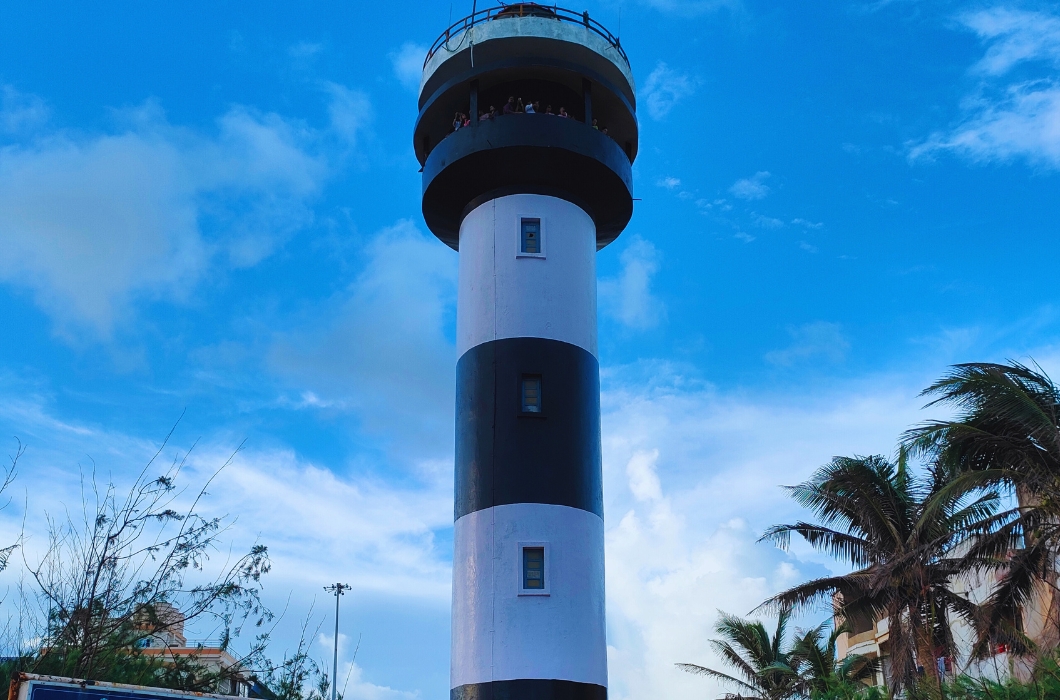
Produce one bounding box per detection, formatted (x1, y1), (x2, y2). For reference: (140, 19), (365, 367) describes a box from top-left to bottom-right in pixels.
(912, 605), (939, 687)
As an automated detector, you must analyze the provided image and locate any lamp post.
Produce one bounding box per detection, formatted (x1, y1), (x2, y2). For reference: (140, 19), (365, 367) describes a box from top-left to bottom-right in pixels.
(324, 583), (351, 700)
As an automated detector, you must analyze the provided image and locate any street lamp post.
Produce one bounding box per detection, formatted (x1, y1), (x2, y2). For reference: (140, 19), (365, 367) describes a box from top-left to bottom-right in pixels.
(324, 583), (351, 700)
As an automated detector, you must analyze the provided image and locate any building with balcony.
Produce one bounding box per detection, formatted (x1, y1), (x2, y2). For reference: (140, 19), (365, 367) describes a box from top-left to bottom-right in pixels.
(135, 603), (256, 697)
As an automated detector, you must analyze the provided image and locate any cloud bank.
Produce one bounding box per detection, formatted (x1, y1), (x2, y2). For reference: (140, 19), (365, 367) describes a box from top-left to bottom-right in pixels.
(911, 8), (1060, 168)
(0, 86), (372, 338)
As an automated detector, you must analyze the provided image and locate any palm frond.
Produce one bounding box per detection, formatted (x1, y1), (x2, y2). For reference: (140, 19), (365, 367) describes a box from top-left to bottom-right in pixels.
(759, 524), (872, 567)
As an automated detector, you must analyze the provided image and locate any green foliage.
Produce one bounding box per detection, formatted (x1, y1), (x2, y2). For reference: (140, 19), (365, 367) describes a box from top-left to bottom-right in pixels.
(790, 622), (878, 698)
(905, 361), (1060, 658)
(0, 645), (236, 691)
(0, 431), (282, 695)
(758, 451), (1006, 692)
(678, 609), (802, 700)
(253, 621), (350, 700)
(678, 612), (884, 700)
(808, 683), (884, 700)
(936, 653), (1060, 700)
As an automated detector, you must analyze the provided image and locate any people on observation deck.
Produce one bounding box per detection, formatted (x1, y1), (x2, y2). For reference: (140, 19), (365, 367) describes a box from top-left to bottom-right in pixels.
(444, 97), (618, 144)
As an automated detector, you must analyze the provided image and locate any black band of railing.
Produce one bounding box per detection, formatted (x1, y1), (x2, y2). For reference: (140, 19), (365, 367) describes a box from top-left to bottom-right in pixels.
(424, 4), (627, 70)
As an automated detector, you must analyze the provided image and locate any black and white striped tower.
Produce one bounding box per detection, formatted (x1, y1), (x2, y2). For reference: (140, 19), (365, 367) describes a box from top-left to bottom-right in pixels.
(414, 6), (637, 700)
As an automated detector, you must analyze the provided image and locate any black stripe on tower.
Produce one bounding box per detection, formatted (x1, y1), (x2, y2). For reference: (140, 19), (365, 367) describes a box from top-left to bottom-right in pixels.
(452, 680), (607, 700)
(455, 337), (603, 521)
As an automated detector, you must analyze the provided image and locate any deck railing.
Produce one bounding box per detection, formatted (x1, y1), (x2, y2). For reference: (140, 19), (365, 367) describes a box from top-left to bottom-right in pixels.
(423, 3), (628, 70)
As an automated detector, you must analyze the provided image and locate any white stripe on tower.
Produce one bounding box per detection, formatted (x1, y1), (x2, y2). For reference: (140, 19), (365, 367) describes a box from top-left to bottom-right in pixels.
(451, 504), (606, 687)
(456, 194), (598, 358)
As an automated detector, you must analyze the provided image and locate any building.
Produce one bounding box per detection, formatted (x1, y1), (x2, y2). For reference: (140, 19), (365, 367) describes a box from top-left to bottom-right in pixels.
(413, 5), (637, 700)
(834, 563), (1059, 688)
(135, 603), (254, 697)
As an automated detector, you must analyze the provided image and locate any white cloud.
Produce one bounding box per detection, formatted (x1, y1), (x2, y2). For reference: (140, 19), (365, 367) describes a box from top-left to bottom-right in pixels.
(626, 449), (663, 502)
(792, 218), (823, 229)
(330, 657), (419, 700)
(325, 82), (374, 146)
(765, 321), (849, 366)
(600, 236), (666, 330)
(752, 213), (784, 228)
(910, 8), (1060, 168)
(799, 240), (819, 254)
(729, 171), (771, 200)
(0, 376), (451, 615)
(0, 86), (49, 134)
(910, 81), (1060, 167)
(0, 93), (344, 336)
(0, 346), (1032, 700)
(200, 446), (452, 601)
(0, 398), (444, 697)
(962, 8), (1060, 76)
(0, 120), (204, 335)
(389, 43), (427, 92)
(656, 176), (681, 190)
(269, 220), (457, 457)
(642, 62), (698, 120)
(600, 364), (931, 700)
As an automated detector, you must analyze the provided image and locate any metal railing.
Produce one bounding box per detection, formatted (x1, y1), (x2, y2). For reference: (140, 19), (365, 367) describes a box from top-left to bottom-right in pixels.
(424, 3), (628, 70)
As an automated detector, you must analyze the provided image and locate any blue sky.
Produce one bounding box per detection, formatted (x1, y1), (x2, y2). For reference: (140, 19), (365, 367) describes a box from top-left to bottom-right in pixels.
(2, 0), (1060, 698)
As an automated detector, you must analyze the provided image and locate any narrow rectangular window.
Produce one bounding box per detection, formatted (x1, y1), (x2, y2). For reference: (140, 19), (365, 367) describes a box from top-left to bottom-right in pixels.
(521, 376), (541, 413)
(520, 218), (541, 254)
(523, 546), (545, 590)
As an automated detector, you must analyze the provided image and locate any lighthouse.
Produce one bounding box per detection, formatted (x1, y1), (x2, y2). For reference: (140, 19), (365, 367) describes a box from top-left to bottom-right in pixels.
(414, 5), (637, 700)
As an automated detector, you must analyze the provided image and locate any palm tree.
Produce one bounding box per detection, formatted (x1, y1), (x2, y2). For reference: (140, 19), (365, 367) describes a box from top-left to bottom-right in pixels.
(790, 622), (879, 698)
(677, 609), (801, 700)
(904, 360), (1060, 656)
(758, 453), (1002, 693)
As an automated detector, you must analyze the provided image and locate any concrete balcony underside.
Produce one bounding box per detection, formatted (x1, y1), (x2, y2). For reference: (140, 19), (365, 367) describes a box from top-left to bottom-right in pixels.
(421, 115), (633, 250)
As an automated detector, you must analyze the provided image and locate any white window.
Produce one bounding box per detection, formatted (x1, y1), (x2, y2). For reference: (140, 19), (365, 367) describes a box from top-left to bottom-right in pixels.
(518, 217), (544, 257)
(518, 542), (550, 596)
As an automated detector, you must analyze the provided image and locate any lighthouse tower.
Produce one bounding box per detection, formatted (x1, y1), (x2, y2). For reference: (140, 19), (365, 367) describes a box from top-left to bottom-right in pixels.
(414, 6), (637, 700)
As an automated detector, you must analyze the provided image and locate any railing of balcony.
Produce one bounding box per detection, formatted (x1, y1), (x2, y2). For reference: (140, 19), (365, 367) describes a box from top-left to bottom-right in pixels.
(423, 3), (628, 70)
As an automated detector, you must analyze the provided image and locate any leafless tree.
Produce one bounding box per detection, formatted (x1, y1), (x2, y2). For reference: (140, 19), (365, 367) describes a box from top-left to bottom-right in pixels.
(11, 425), (272, 688)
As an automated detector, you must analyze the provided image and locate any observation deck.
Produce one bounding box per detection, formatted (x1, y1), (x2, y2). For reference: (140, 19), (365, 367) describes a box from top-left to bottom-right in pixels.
(414, 4), (638, 250)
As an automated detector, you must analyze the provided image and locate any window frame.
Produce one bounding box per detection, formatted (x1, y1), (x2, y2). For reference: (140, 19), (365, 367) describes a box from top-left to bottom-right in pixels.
(519, 374), (545, 417)
(517, 541), (550, 596)
(517, 215), (546, 258)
